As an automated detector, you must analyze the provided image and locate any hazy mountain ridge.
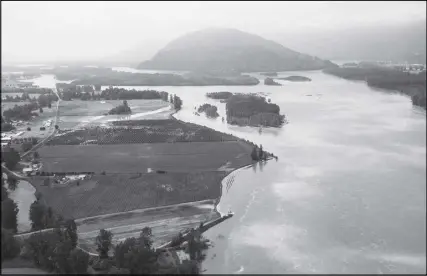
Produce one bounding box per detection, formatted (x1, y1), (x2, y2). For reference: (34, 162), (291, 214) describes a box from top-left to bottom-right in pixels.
(270, 20), (426, 63)
(137, 28), (336, 72)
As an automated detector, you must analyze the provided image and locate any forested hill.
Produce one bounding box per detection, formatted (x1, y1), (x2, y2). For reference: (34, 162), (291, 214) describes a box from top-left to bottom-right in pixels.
(138, 28), (337, 73)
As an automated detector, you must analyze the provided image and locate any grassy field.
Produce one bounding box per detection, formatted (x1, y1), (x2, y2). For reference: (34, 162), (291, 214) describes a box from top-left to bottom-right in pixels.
(58, 99), (169, 117)
(47, 119), (240, 145)
(37, 141), (252, 173)
(31, 172), (227, 219)
(55, 99), (171, 129)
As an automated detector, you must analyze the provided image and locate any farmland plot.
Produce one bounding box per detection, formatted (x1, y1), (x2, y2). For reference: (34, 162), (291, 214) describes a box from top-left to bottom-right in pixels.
(30, 172), (226, 219)
(47, 119), (241, 145)
(37, 141), (252, 173)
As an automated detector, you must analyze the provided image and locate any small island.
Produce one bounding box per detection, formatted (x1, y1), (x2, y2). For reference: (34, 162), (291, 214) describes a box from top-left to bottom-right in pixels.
(107, 100), (132, 115)
(206, 92), (234, 100)
(260, 72), (278, 77)
(226, 94), (286, 127)
(264, 78), (282, 86)
(276, 76), (312, 82)
(197, 104), (219, 118)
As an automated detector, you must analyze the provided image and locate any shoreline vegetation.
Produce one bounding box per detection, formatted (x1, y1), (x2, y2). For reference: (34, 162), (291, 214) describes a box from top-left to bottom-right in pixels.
(276, 75), (311, 82)
(323, 66), (426, 109)
(52, 66), (260, 86)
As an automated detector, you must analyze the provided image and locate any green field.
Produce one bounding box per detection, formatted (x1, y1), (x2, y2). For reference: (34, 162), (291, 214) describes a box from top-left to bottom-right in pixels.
(47, 119), (240, 145)
(31, 172), (226, 219)
(55, 99), (171, 129)
(38, 141), (252, 173)
(58, 99), (169, 117)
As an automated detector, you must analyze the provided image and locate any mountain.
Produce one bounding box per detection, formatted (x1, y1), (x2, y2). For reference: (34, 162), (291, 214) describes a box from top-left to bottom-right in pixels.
(137, 28), (336, 72)
(269, 20), (426, 64)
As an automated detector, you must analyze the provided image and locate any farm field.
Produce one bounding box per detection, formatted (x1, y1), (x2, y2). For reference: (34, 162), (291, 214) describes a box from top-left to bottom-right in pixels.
(30, 172), (227, 219)
(76, 199), (219, 254)
(56, 100), (172, 129)
(37, 141), (252, 173)
(58, 99), (169, 117)
(47, 119), (241, 145)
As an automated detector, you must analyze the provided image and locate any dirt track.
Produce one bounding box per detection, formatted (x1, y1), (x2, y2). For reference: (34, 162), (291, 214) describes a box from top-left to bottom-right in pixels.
(76, 200), (219, 254)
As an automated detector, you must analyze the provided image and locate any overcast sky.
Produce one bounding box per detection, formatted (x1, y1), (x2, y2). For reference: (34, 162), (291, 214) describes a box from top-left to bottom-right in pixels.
(2, 1), (426, 64)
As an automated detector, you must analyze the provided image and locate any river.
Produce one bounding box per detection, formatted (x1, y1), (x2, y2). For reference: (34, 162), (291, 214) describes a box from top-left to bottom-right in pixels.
(7, 70), (426, 274)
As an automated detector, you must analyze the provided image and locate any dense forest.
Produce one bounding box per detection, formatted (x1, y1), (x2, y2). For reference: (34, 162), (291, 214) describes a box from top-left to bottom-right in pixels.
(226, 94), (286, 127)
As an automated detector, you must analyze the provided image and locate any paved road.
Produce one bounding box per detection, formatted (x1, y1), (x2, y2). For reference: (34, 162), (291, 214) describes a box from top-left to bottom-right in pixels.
(21, 87), (61, 159)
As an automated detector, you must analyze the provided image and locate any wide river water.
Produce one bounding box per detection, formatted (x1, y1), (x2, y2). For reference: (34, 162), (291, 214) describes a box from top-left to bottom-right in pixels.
(9, 70), (426, 274)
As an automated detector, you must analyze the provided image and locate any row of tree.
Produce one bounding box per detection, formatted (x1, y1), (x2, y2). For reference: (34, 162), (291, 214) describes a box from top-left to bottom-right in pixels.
(93, 226), (205, 274)
(1, 87), (53, 94)
(2, 92), (35, 102)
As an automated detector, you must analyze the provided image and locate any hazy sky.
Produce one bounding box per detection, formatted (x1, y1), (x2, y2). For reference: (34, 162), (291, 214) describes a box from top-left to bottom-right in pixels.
(2, 1), (426, 63)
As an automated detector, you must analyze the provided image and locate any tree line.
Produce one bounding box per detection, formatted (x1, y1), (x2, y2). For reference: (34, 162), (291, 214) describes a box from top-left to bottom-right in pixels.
(2, 93), (58, 122)
(206, 91), (233, 100)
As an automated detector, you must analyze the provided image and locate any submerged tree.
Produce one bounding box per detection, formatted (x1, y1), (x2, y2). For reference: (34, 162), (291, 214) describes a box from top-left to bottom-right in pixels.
(251, 146), (259, 161)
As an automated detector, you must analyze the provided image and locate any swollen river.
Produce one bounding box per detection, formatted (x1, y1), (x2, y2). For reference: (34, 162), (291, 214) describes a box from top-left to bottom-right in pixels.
(17, 70), (426, 273)
(117, 71), (426, 274)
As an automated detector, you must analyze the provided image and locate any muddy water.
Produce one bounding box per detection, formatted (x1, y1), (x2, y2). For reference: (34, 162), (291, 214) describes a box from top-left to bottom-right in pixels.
(7, 180), (36, 233)
(15, 71), (426, 273)
(115, 71), (426, 274)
